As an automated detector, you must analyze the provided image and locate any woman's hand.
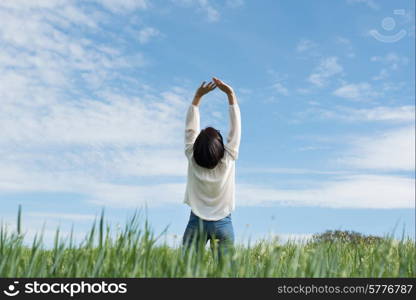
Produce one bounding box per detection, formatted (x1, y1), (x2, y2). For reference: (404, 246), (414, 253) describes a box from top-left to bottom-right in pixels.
(195, 81), (216, 98)
(192, 81), (216, 106)
(212, 77), (234, 95)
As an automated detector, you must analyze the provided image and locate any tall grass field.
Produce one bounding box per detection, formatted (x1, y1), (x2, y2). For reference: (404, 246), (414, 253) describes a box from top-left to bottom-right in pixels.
(1, 207), (414, 277)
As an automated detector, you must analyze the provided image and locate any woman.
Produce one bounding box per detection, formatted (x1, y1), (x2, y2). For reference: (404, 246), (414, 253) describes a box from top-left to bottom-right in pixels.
(182, 77), (241, 260)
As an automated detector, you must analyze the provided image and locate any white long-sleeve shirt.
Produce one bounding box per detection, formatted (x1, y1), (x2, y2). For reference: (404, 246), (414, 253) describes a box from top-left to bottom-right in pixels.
(183, 100), (241, 221)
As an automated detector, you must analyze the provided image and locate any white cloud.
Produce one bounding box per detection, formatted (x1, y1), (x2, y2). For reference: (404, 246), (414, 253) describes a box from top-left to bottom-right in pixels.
(333, 82), (380, 101)
(335, 36), (355, 58)
(138, 27), (161, 44)
(370, 52), (409, 70)
(0, 0), (196, 210)
(0, 0), (64, 10)
(338, 126), (415, 171)
(346, 0), (379, 10)
(0, 93), (185, 146)
(267, 70), (289, 96)
(225, 0), (244, 8)
(171, 0), (220, 22)
(212, 111), (223, 119)
(309, 105), (415, 123)
(237, 175), (414, 209)
(27, 212), (96, 221)
(297, 146), (331, 152)
(4, 167), (411, 210)
(372, 68), (389, 81)
(296, 87), (313, 95)
(344, 106), (415, 122)
(308, 57), (343, 87)
(96, 0), (148, 13)
(239, 167), (345, 175)
(380, 81), (407, 93)
(88, 182), (186, 207)
(0, 163), (186, 207)
(296, 39), (317, 53)
(198, 0), (220, 22)
(272, 82), (289, 96)
(0, 215), (96, 248)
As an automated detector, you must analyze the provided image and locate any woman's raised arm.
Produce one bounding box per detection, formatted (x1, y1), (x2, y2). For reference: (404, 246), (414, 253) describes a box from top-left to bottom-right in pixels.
(212, 77), (241, 160)
(185, 81), (217, 158)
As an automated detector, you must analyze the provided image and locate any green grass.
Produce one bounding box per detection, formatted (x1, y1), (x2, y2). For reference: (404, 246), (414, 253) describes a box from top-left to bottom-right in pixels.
(0, 207), (414, 277)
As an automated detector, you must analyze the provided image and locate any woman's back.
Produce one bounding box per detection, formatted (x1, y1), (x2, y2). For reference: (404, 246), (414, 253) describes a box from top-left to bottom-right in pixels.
(183, 97), (241, 221)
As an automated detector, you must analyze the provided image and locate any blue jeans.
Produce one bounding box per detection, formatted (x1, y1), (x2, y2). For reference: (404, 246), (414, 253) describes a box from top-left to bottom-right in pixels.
(182, 210), (235, 260)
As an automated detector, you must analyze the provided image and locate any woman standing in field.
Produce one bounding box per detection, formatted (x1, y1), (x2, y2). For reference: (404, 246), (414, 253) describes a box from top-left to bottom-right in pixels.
(182, 77), (241, 260)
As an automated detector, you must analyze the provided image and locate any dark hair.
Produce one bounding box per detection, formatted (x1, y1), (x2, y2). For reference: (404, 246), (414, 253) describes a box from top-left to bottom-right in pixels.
(193, 127), (225, 169)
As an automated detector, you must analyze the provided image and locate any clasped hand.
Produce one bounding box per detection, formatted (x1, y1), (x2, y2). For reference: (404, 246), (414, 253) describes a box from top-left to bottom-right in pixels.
(194, 77), (234, 98)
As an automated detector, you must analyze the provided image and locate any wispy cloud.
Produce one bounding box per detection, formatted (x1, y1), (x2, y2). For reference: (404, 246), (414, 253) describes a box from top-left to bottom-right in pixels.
(297, 145), (331, 152)
(335, 36), (355, 58)
(225, 0), (244, 8)
(27, 212), (96, 221)
(346, 0), (379, 10)
(272, 82), (289, 96)
(0, 0), (194, 210)
(96, 0), (148, 13)
(266, 70), (290, 97)
(237, 175), (414, 209)
(372, 69), (389, 81)
(3, 153), (413, 210)
(370, 52), (409, 70)
(0, 163), (186, 208)
(337, 126), (415, 171)
(0, 92), (185, 146)
(341, 106), (415, 122)
(296, 39), (317, 53)
(308, 57), (343, 87)
(302, 105), (415, 123)
(239, 167), (346, 175)
(197, 0), (220, 21)
(333, 82), (380, 101)
(171, 0), (220, 22)
(138, 27), (161, 44)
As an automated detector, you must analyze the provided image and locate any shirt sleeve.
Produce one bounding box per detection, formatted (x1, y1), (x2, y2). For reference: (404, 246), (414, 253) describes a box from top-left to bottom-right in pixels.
(224, 101), (241, 160)
(184, 104), (200, 159)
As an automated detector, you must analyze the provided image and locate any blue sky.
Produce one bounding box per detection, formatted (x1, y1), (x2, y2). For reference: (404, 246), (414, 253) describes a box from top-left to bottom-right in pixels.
(0, 0), (414, 246)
